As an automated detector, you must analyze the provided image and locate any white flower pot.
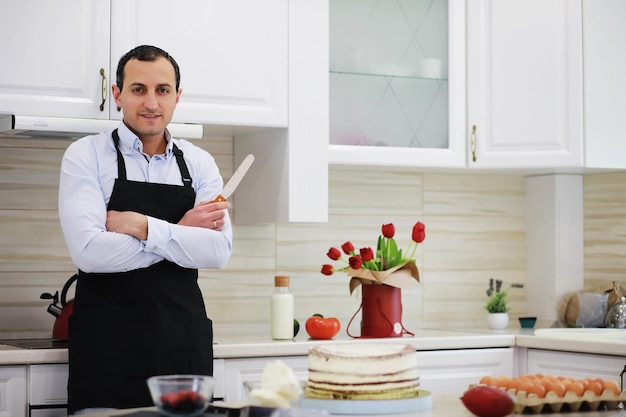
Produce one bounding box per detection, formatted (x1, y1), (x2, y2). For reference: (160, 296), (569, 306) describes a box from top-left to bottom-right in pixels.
(487, 313), (509, 330)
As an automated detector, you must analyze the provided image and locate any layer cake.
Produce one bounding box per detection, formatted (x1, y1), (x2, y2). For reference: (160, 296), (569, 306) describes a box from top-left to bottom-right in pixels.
(305, 343), (419, 400)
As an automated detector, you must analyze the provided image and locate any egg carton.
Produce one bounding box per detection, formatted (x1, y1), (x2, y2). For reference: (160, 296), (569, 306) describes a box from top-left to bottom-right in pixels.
(509, 390), (626, 414)
(512, 389), (626, 414)
(470, 384), (626, 414)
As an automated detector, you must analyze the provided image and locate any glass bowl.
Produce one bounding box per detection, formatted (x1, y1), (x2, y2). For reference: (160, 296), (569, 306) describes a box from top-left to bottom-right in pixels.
(147, 374), (214, 417)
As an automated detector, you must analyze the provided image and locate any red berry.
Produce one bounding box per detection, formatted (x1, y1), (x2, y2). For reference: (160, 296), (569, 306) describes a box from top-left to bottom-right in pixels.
(176, 390), (189, 401)
(161, 392), (179, 409)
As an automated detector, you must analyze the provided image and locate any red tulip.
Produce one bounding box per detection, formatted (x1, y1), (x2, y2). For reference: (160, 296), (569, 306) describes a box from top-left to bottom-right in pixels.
(341, 241), (355, 255)
(412, 222), (426, 243)
(321, 264), (334, 276)
(359, 247), (374, 262)
(327, 247), (341, 260)
(381, 223), (395, 239)
(348, 256), (362, 269)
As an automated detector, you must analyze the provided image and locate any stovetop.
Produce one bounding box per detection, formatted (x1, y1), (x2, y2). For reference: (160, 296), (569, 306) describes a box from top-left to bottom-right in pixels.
(0, 338), (69, 349)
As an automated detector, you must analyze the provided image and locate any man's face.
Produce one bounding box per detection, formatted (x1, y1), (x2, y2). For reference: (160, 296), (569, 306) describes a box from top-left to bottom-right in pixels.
(112, 57), (182, 141)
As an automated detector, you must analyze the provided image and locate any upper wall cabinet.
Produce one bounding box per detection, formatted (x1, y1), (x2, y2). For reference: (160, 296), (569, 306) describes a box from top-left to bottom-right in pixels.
(0, 1), (111, 119)
(0, 0), (327, 224)
(467, 0), (626, 170)
(327, 0), (466, 168)
(111, 0), (288, 127)
(581, 0), (626, 169)
(0, 0), (288, 128)
(233, 0), (329, 224)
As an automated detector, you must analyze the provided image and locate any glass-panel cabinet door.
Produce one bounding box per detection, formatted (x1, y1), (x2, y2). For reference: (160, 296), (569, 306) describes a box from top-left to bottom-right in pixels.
(328, 0), (465, 168)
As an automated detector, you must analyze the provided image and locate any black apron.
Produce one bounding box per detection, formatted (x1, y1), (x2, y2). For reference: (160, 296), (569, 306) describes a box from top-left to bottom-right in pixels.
(67, 130), (213, 414)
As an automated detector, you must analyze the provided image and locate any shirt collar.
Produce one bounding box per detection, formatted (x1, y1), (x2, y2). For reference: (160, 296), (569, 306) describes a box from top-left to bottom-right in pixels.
(115, 121), (174, 157)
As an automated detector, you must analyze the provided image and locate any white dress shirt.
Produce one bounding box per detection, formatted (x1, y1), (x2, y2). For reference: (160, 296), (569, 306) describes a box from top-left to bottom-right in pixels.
(58, 122), (233, 273)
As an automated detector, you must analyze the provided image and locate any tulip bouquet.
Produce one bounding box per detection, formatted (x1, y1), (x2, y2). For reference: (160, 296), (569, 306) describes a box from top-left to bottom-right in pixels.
(321, 222), (426, 294)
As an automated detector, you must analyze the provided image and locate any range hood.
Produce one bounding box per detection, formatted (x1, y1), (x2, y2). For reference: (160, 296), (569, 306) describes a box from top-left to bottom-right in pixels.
(0, 114), (203, 139)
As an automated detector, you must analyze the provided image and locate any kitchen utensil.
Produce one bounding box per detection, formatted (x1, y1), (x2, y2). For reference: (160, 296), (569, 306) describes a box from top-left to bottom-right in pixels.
(615, 365), (626, 417)
(40, 274), (77, 339)
(213, 154), (255, 202)
(147, 374), (213, 417)
(605, 296), (626, 329)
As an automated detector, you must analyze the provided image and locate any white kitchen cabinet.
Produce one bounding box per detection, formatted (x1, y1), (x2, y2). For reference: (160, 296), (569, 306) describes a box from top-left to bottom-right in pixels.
(233, 0), (328, 223)
(220, 347), (515, 401)
(581, 0), (626, 169)
(24, 360), (224, 411)
(1, 0), (326, 224)
(0, 0), (111, 120)
(223, 356), (309, 402)
(522, 349), (625, 381)
(466, 0), (626, 170)
(0, 365), (27, 417)
(29, 364), (68, 409)
(327, 0), (467, 169)
(417, 348), (515, 395)
(111, 0), (288, 127)
(0, 0), (287, 129)
(213, 359), (226, 401)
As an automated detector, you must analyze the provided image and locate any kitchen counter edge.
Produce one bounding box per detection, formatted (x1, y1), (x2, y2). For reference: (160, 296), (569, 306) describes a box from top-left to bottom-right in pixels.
(0, 328), (624, 366)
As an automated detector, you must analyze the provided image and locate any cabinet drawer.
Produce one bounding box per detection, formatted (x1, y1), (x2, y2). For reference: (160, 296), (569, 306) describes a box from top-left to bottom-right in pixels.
(28, 360), (226, 404)
(417, 348), (515, 395)
(213, 358), (225, 400)
(526, 349), (625, 380)
(29, 364), (68, 406)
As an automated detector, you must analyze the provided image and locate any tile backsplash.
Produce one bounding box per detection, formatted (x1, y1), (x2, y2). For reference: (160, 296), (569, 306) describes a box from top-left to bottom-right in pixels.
(0, 135), (623, 339)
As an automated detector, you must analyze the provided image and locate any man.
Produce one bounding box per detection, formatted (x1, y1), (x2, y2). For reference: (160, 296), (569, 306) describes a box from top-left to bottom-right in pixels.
(58, 45), (232, 415)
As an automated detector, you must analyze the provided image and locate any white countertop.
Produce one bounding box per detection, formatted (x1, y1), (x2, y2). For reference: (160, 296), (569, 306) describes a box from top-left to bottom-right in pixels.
(0, 327), (623, 366)
(212, 328), (516, 358)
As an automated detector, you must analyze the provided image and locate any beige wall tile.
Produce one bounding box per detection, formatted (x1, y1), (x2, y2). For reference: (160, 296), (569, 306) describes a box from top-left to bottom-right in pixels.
(2, 134), (624, 338)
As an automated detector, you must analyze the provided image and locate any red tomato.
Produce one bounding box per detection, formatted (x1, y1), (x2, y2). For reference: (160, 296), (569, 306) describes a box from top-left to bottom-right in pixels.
(461, 386), (515, 417)
(305, 315), (341, 339)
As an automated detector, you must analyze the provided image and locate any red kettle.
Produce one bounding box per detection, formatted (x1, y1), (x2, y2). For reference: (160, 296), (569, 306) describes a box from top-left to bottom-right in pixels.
(40, 274), (77, 339)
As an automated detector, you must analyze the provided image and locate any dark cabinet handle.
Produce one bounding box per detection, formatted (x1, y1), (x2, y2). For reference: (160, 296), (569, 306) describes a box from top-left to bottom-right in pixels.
(99, 68), (107, 112)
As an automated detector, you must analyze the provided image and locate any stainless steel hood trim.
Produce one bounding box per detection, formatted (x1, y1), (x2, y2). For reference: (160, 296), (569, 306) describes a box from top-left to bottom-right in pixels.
(0, 114), (203, 139)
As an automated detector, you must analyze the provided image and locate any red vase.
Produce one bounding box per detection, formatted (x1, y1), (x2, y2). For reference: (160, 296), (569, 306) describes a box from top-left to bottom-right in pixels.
(360, 284), (403, 337)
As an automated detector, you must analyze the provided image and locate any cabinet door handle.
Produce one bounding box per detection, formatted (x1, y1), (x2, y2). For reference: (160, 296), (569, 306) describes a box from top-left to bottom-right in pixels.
(99, 68), (107, 112)
(471, 125), (477, 162)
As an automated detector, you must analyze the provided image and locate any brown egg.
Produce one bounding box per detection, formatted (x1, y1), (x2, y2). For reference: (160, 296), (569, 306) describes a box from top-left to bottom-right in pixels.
(542, 379), (567, 397)
(496, 376), (516, 390)
(565, 381), (585, 397)
(527, 382), (547, 398)
(587, 380), (604, 396)
(479, 375), (493, 385)
(516, 379), (535, 395)
(601, 379), (621, 396)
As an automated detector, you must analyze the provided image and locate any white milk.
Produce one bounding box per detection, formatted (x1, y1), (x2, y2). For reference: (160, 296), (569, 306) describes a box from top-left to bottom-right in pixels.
(271, 276), (294, 340)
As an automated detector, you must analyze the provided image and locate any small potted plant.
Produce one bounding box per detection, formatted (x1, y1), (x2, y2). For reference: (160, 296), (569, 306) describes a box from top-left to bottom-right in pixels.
(485, 279), (523, 329)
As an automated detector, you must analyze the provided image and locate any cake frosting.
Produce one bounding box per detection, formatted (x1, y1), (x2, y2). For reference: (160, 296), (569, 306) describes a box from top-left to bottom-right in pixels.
(306, 343), (420, 400)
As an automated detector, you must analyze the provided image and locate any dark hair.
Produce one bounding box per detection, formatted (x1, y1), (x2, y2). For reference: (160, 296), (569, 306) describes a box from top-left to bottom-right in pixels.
(116, 45), (181, 91)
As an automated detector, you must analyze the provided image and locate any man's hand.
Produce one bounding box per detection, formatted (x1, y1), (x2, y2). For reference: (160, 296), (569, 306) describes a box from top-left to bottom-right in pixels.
(106, 211), (149, 240)
(178, 201), (230, 230)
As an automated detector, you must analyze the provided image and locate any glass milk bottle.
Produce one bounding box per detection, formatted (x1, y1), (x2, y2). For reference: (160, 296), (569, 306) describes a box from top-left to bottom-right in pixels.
(271, 275), (294, 340)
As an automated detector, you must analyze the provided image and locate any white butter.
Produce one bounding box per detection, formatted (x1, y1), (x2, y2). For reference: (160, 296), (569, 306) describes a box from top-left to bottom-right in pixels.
(250, 360), (303, 408)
